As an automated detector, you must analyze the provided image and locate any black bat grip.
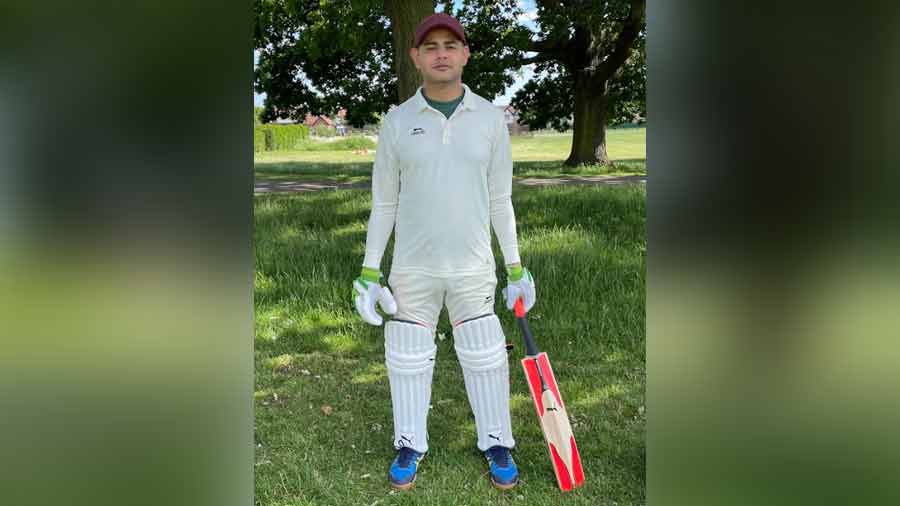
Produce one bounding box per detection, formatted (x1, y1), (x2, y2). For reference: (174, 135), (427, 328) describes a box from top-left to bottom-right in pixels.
(514, 298), (540, 357)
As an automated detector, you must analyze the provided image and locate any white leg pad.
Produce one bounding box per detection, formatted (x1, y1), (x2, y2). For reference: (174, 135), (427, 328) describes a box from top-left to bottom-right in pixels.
(385, 320), (436, 454)
(453, 315), (516, 451)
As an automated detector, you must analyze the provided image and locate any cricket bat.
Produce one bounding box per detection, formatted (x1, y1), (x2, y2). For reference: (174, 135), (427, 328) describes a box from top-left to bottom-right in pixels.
(514, 298), (585, 491)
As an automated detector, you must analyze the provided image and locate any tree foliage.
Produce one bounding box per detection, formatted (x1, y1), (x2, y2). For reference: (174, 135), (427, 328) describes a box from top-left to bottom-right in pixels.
(254, 0), (646, 164)
(514, 38), (645, 130)
(513, 62), (574, 131)
(512, 0), (646, 131)
(506, 0), (645, 165)
(254, 0), (395, 127)
(606, 34), (646, 124)
(254, 0), (531, 126)
(445, 0), (531, 102)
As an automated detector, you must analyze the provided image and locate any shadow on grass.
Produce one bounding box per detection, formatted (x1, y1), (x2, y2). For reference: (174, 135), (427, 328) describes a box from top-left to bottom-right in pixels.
(253, 184), (645, 504)
(256, 184), (644, 367)
(514, 159), (646, 176)
(254, 190), (369, 234)
(255, 159), (645, 179)
(512, 184), (645, 242)
(255, 160), (373, 177)
(256, 319), (362, 356)
(255, 191), (379, 359)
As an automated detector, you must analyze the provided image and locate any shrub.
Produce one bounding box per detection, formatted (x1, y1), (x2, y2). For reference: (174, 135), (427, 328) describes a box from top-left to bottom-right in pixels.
(268, 124), (310, 150)
(329, 136), (376, 151)
(299, 136), (375, 151)
(313, 124), (336, 137)
(254, 124), (310, 151)
(253, 126), (267, 152)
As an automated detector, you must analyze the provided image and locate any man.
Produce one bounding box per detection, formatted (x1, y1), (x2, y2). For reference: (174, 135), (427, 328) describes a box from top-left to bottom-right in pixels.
(351, 12), (536, 491)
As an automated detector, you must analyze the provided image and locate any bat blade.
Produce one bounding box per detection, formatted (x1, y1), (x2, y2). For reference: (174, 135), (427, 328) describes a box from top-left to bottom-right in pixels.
(522, 352), (585, 491)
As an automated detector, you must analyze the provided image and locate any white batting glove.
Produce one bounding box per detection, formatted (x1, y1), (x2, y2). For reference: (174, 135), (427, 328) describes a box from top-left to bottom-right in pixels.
(352, 268), (397, 326)
(502, 265), (536, 312)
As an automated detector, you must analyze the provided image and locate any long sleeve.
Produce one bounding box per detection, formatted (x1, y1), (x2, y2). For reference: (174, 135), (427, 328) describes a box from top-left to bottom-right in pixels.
(487, 113), (520, 266)
(362, 119), (399, 269)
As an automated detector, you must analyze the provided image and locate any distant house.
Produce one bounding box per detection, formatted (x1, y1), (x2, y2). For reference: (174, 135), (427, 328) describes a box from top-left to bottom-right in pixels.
(304, 113), (335, 129)
(270, 111), (349, 135)
(499, 105), (529, 135)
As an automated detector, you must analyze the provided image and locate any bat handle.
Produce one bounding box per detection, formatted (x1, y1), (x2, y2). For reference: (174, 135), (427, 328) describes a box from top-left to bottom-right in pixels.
(515, 298), (540, 357)
(514, 298), (526, 318)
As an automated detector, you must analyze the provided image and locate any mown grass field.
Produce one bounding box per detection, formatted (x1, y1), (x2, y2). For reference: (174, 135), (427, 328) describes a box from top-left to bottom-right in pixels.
(255, 127), (646, 182)
(254, 180), (646, 505)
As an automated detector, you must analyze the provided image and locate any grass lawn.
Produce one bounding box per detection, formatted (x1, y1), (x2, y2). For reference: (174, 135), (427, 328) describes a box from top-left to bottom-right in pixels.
(254, 127), (646, 183)
(510, 128), (645, 162)
(254, 184), (646, 505)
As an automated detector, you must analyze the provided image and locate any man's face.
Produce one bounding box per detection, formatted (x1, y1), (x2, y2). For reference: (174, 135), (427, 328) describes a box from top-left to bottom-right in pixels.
(410, 28), (470, 86)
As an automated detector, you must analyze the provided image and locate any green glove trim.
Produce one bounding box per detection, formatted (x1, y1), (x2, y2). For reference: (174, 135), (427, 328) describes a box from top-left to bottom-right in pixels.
(360, 267), (381, 283)
(507, 265), (524, 282)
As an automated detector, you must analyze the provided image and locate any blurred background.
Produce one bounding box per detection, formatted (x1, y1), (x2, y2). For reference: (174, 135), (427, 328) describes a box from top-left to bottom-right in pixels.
(648, 1), (900, 505)
(1, 2), (253, 506)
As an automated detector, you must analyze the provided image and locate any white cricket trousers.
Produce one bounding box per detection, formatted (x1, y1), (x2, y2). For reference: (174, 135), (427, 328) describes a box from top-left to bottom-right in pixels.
(383, 271), (516, 453)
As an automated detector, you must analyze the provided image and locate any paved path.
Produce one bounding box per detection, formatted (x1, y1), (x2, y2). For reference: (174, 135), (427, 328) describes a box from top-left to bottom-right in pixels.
(254, 180), (371, 194)
(254, 174), (645, 194)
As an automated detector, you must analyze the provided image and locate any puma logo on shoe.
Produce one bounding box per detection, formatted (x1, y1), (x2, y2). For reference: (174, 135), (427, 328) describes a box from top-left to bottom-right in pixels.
(489, 434), (501, 442)
(398, 434), (415, 448)
(545, 406), (559, 412)
(410, 127), (425, 136)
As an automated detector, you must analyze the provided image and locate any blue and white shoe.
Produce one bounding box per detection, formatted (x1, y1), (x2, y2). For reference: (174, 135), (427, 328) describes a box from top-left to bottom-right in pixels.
(388, 447), (424, 490)
(484, 445), (519, 489)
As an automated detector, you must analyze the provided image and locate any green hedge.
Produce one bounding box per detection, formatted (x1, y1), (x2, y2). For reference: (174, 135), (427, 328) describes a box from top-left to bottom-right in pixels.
(253, 126), (267, 152)
(254, 124), (310, 152)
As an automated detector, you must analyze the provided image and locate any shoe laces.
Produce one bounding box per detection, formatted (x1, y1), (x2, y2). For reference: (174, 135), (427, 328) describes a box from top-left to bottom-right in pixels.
(397, 447), (419, 468)
(486, 445), (512, 468)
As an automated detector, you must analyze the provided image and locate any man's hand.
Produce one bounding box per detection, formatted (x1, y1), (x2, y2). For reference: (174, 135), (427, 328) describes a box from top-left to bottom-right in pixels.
(502, 265), (536, 313)
(352, 267), (397, 326)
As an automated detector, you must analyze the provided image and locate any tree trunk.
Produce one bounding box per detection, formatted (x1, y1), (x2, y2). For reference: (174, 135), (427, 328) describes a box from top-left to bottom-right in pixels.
(385, 0), (435, 104)
(565, 74), (609, 167)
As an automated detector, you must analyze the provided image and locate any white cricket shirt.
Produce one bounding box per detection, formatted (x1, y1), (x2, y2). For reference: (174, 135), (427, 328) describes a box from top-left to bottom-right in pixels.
(363, 84), (520, 277)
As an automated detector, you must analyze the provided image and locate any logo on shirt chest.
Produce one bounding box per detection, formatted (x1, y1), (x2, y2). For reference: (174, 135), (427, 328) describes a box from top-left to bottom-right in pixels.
(409, 127), (426, 136)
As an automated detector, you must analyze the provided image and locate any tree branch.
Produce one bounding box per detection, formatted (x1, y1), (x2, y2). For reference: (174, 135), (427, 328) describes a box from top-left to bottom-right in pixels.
(520, 52), (556, 66)
(597, 0), (646, 79)
(527, 37), (575, 67)
(527, 38), (564, 54)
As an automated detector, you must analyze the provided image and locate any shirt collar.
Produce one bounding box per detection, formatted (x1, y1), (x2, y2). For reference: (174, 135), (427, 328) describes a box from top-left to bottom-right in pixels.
(414, 84), (477, 112)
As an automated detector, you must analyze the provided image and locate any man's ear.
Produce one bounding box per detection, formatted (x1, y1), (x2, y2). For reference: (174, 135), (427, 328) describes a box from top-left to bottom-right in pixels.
(409, 47), (420, 70)
(461, 45), (470, 67)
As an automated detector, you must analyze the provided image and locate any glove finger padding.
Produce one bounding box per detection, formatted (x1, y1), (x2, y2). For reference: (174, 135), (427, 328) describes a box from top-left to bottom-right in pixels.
(503, 275), (536, 312)
(378, 286), (398, 315)
(502, 285), (519, 310)
(520, 280), (536, 312)
(354, 279), (384, 326)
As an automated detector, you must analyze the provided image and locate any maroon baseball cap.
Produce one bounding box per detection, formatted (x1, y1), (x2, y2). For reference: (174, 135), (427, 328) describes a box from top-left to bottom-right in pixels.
(413, 13), (467, 48)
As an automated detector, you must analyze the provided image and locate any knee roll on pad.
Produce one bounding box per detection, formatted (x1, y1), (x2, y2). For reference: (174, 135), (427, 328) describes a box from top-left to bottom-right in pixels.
(384, 320), (436, 454)
(453, 316), (508, 371)
(385, 321), (437, 375)
(453, 315), (516, 451)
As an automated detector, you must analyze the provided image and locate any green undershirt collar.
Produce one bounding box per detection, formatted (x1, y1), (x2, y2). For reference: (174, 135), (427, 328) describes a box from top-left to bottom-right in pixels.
(423, 89), (465, 119)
